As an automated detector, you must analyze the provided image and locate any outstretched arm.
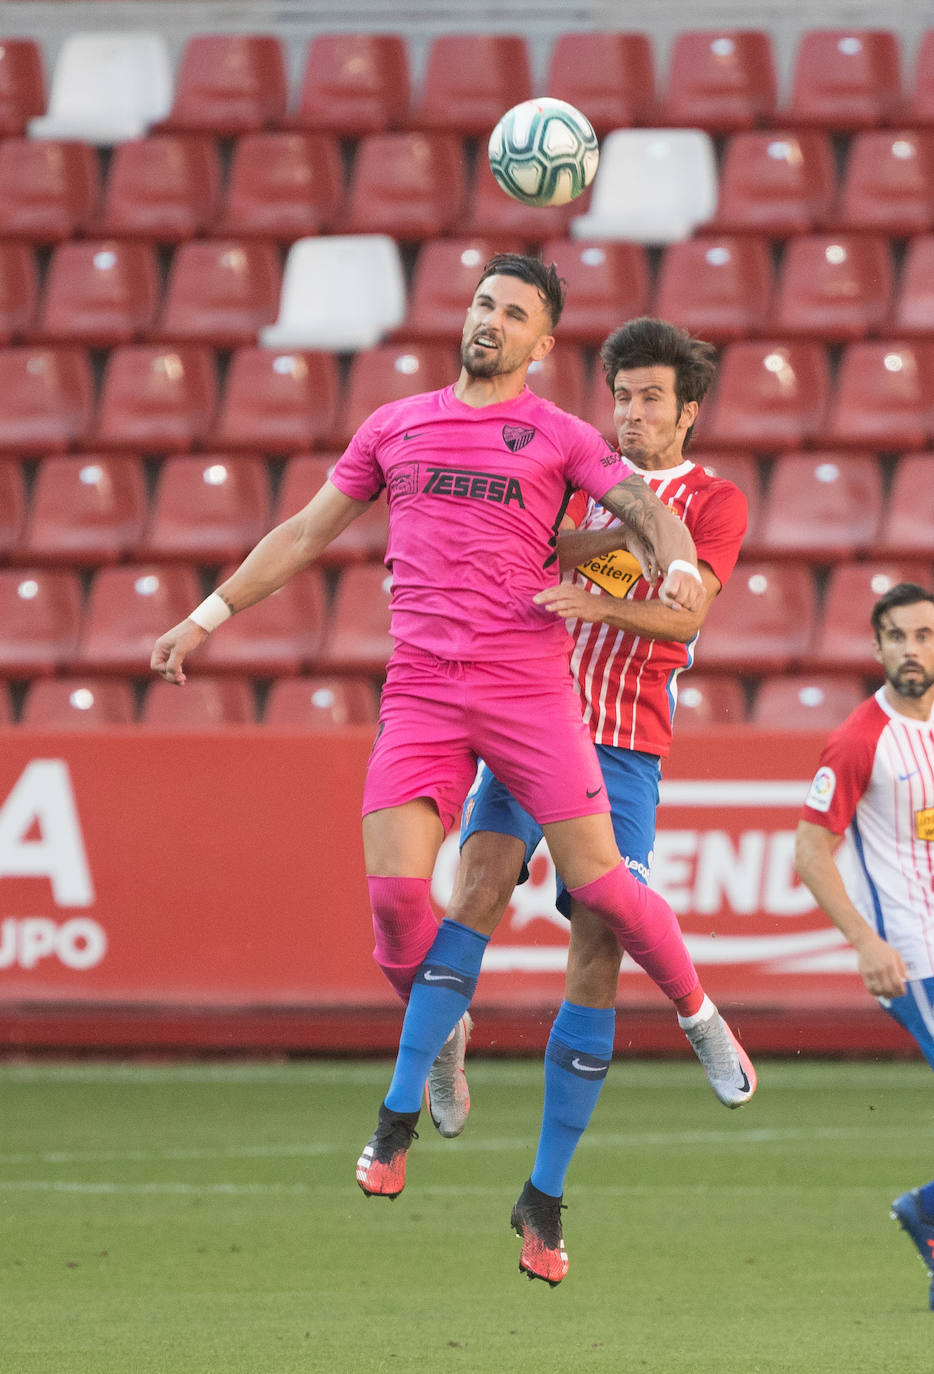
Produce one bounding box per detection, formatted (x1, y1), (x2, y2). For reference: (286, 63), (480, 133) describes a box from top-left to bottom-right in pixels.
(794, 820), (909, 999)
(535, 561), (721, 643)
(597, 474), (702, 611)
(151, 480), (372, 684)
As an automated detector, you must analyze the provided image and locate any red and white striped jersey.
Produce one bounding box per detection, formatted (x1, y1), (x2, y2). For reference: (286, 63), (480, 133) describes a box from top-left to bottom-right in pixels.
(801, 689), (934, 980)
(565, 458), (747, 755)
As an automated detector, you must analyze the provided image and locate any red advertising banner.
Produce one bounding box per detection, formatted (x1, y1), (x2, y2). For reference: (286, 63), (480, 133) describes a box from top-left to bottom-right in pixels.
(0, 728), (915, 1055)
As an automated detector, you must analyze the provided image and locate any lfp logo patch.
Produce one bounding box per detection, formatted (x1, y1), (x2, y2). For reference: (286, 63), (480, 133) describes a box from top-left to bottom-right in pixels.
(805, 765), (836, 813)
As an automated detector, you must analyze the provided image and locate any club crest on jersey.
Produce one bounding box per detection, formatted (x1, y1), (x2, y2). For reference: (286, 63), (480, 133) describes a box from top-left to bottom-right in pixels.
(502, 423), (535, 452)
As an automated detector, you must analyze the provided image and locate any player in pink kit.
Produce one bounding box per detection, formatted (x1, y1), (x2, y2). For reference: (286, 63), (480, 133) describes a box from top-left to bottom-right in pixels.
(795, 582), (934, 1310)
(150, 253), (705, 1234)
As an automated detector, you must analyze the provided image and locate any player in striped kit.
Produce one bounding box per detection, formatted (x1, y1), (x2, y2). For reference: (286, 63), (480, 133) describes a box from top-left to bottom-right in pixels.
(795, 582), (934, 1310)
(369, 317), (755, 1285)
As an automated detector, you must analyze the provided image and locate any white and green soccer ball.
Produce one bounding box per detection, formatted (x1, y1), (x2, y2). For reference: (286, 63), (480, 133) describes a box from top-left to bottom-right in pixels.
(488, 97), (600, 207)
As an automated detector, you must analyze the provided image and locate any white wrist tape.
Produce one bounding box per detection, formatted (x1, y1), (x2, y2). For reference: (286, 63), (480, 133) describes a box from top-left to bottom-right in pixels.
(667, 559), (702, 586)
(188, 592), (232, 633)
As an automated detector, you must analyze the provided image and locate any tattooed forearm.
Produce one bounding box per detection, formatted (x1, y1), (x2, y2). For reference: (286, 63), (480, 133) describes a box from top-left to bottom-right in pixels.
(598, 475), (696, 572)
(599, 475), (660, 534)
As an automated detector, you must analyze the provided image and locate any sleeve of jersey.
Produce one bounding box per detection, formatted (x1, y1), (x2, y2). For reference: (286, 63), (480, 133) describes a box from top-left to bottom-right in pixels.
(800, 712), (879, 833)
(561, 413), (632, 496)
(327, 411), (385, 503)
(690, 480), (748, 588)
(564, 489), (590, 529)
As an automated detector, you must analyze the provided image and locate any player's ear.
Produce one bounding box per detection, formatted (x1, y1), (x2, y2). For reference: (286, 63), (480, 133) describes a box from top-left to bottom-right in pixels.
(872, 636), (883, 666)
(531, 332), (555, 363)
(678, 399), (699, 435)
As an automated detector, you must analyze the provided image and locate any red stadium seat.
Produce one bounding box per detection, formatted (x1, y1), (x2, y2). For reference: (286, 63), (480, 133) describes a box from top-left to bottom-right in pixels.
(218, 132), (344, 241)
(73, 562), (203, 674)
(263, 674), (379, 728)
(697, 341), (830, 452)
(772, 234), (893, 341)
(544, 32), (656, 135)
(809, 560), (934, 672)
(699, 562), (817, 672)
(339, 132), (467, 240)
(157, 34), (287, 135)
(659, 30), (777, 132)
(199, 567), (327, 675)
(333, 343), (456, 448)
(524, 346), (588, 417)
(402, 238), (525, 341)
(906, 31), (934, 126)
(750, 675), (867, 728)
(872, 453), (934, 556)
(755, 451), (883, 561)
(833, 131), (934, 236)
(212, 346), (340, 454)
(140, 673), (256, 726)
(96, 136), (221, 242)
(0, 679), (12, 724)
(709, 131), (836, 236)
(0, 38), (46, 135)
(692, 452), (763, 551)
(464, 156), (579, 242)
(21, 676), (136, 727)
(273, 453), (339, 520)
(17, 453), (147, 565)
(0, 567), (82, 677)
(821, 341), (934, 450)
(674, 673), (748, 729)
(142, 454), (271, 563)
(891, 234), (934, 337)
(413, 35), (532, 135)
(275, 454), (392, 569)
(539, 239), (649, 345)
(783, 29), (903, 131)
(0, 241), (38, 343)
(652, 235), (773, 343)
(0, 457), (25, 557)
(0, 137), (100, 242)
(32, 239), (160, 346)
(93, 345), (218, 454)
(317, 563), (393, 676)
(155, 239), (282, 349)
(292, 33), (410, 135)
(0, 346), (94, 454)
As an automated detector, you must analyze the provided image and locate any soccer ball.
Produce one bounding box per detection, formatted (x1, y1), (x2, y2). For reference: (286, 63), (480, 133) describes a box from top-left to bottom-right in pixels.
(488, 97), (599, 208)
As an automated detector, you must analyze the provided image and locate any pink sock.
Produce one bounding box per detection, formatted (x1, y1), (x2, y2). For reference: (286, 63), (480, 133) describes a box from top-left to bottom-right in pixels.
(368, 875), (439, 1002)
(568, 862), (698, 1000)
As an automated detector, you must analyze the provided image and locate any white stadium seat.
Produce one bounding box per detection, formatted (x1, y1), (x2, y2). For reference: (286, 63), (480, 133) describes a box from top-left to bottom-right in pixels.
(28, 32), (172, 143)
(260, 235), (407, 351)
(571, 128), (718, 244)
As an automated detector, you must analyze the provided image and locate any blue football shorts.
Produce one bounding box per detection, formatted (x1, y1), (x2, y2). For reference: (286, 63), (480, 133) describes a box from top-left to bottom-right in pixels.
(459, 743), (662, 918)
(880, 975), (934, 1070)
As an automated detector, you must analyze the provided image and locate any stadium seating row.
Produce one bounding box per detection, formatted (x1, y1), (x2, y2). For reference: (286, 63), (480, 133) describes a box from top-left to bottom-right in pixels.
(2, 450), (932, 570)
(6, 231), (934, 351)
(5, 30), (934, 143)
(5, 126), (934, 244)
(0, 557), (930, 685)
(2, 336), (934, 454)
(0, 668), (883, 733)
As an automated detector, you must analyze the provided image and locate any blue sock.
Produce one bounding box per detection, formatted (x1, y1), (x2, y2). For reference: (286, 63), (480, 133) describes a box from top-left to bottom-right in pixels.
(384, 919), (489, 1114)
(530, 1001), (615, 1198)
(920, 1181), (934, 1217)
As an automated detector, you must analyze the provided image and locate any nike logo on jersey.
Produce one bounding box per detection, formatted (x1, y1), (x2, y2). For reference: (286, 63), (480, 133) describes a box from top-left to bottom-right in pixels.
(403, 431), (425, 440)
(586, 786), (603, 799)
(898, 769), (920, 781)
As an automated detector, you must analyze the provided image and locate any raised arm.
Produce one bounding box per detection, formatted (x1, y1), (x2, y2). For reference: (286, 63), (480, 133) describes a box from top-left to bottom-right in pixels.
(597, 474), (702, 611)
(150, 480), (372, 684)
(794, 819), (909, 999)
(537, 556), (721, 643)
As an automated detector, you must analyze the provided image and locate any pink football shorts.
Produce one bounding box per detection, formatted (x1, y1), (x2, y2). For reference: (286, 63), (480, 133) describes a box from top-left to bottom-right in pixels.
(363, 644), (611, 833)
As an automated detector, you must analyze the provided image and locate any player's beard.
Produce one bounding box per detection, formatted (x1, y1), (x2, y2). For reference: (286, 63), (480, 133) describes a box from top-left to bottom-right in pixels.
(461, 339), (504, 377)
(890, 664), (934, 698)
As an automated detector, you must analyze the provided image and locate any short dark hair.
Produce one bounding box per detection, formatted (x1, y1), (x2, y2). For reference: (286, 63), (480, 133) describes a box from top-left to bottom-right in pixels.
(870, 582), (934, 639)
(599, 317), (719, 450)
(475, 253), (566, 329)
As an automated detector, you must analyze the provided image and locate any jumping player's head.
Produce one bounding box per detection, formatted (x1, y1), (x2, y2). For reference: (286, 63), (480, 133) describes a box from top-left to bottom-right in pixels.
(460, 254), (565, 386)
(870, 582), (934, 701)
(599, 317), (718, 467)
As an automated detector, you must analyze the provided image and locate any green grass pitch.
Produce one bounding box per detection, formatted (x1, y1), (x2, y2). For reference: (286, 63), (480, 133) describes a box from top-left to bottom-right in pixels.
(2, 1056), (932, 1373)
